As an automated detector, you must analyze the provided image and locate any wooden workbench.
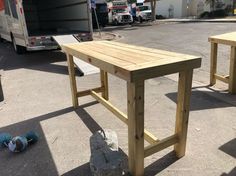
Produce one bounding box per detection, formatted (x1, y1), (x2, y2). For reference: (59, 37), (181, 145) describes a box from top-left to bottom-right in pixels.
(62, 41), (201, 176)
(209, 32), (236, 94)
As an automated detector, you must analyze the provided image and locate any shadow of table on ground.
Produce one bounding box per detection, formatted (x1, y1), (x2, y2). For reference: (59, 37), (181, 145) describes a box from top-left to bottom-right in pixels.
(0, 107), (74, 176)
(166, 89), (235, 111)
(219, 138), (236, 176)
(221, 167), (236, 176)
(0, 41), (81, 76)
(219, 138), (236, 158)
(144, 151), (179, 176)
(72, 102), (180, 176)
(0, 101), (182, 176)
(62, 162), (92, 176)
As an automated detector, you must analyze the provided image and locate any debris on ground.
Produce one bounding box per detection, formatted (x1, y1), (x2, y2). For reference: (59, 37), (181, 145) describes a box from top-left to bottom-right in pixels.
(90, 129), (128, 176)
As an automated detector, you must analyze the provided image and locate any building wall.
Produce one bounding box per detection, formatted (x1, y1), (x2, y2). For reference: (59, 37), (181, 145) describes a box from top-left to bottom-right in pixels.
(151, 0), (234, 18)
(155, 0), (184, 18)
(188, 0), (233, 16)
(188, 0), (210, 16)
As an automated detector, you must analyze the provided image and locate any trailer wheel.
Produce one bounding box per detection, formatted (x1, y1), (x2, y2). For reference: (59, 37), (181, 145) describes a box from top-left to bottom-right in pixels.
(12, 36), (26, 54)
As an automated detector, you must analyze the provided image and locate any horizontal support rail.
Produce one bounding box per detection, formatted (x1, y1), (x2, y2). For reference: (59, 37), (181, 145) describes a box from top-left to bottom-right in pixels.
(144, 129), (160, 144)
(77, 87), (104, 97)
(91, 90), (128, 124)
(144, 134), (179, 158)
(215, 74), (229, 84)
(90, 90), (159, 144)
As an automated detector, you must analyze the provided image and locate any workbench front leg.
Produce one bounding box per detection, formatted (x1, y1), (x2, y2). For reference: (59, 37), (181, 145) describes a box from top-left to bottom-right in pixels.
(229, 46), (236, 94)
(210, 43), (218, 86)
(67, 54), (78, 108)
(174, 70), (193, 158)
(100, 69), (109, 100)
(127, 80), (145, 176)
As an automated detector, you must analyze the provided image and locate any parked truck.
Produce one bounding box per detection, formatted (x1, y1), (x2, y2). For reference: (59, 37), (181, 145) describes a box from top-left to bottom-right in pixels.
(0, 0), (93, 54)
(107, 0), (133, 25)
(136, 5), (152, 23)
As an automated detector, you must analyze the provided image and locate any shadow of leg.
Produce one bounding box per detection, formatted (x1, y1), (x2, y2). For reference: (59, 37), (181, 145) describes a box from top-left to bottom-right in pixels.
(219, 138), (236, 158)
(62, 162), (92, 176)
(144, 151), (179, 176)
(221, 167), (236, 176)
(74, 101), (102, 134)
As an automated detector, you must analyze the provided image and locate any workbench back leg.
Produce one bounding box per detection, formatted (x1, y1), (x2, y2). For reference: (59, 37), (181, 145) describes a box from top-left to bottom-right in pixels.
(174, 70), (193, 158)
(229, 46), (236, 94)
(127, 80), (145, 176)
(210, 43), (218, 86)
(67, 54), (78, 108)
(100, 69), (109, 100)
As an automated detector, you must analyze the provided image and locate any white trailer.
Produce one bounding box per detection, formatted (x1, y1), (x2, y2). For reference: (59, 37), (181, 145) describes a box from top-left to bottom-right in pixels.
(0, 0), (93, 54)
(107, 0), (133, 25)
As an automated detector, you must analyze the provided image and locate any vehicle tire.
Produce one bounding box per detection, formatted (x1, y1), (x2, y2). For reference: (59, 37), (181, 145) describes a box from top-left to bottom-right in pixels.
(139, 16), (143, 23)
(12, 36), (26, 54)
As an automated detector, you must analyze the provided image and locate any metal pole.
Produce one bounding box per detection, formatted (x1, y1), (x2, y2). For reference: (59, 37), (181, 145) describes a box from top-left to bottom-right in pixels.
(93, 8), (101, 38)
(0, 75), (4, 102)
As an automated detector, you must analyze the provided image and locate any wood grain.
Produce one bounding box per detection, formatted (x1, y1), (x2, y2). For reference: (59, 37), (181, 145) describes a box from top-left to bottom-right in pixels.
(62, 41), (201, 82)
(174, 70), (193, 158)
(67, 54), (78, 108)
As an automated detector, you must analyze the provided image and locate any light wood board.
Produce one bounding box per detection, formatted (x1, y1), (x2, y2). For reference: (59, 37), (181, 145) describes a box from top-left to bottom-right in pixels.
(209, 32), (236, 46)
(62, 41), (201, 82)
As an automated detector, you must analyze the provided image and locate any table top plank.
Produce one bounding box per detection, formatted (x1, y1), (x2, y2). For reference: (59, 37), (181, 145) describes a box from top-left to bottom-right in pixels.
(64, 43), (133, 66)
(209, 32), (236, 46)
(102, 41), (197, 59)
(63, 43), (132, 80)
(84, 43), (151, 64)
(94, 41), (195, 63)
(62, 41), (201, 82)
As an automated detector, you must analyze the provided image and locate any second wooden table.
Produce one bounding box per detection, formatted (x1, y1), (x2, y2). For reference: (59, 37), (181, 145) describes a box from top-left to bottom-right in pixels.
(209, 32), (236, 94)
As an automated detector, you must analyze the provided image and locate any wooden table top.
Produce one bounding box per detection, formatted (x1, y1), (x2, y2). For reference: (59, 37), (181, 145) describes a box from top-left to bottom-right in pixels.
(209, 32), (236, 46)
(62, 41), (201, 82)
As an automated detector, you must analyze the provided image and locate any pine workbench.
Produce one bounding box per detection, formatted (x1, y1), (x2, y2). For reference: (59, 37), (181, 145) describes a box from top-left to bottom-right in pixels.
(209, 32), (236, 94)
(62, 41), (201, 176)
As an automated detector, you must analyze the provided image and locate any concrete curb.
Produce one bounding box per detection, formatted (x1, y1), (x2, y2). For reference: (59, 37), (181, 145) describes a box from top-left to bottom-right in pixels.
(157, 19), (236, 24)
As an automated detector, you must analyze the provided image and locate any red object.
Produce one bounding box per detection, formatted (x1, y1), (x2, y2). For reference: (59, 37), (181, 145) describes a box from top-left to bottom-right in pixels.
(0, 0), (5, 11)
(110, 6), (127, 9)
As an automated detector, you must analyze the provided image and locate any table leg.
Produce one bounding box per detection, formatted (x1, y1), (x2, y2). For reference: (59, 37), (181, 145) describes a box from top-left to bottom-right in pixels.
(100, 69), (109, 100)
(67, 54), (78, 108)
(127, 80), (145, 176)
(174, 70), (193, 158)
(210, 43), (218, 86)
(229, 46), (236, 94)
